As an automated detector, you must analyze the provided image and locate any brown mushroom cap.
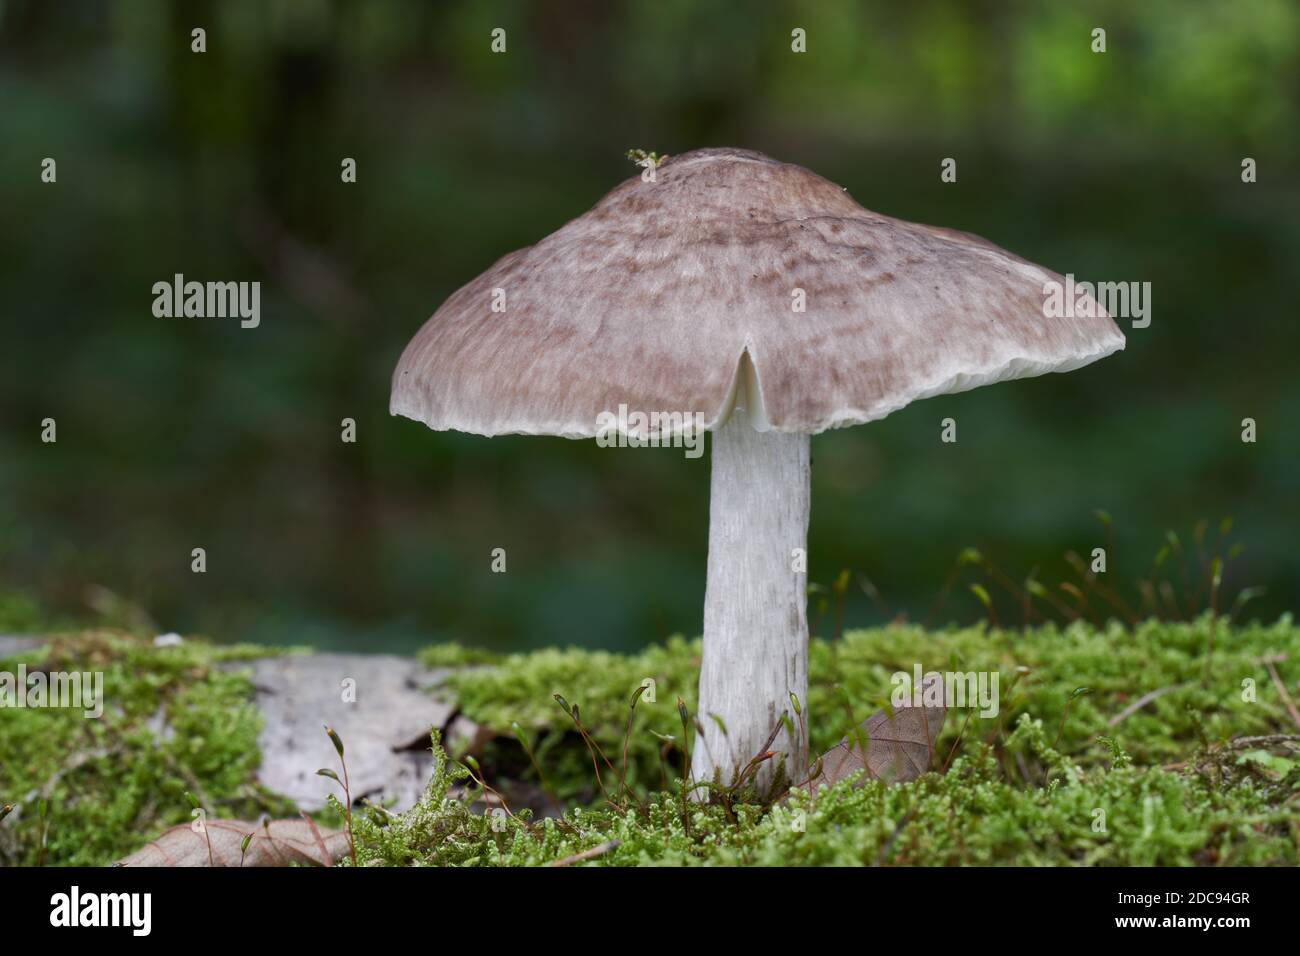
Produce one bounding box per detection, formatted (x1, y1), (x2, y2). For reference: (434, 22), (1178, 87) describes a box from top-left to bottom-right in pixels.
(391, 147), (1124, 438)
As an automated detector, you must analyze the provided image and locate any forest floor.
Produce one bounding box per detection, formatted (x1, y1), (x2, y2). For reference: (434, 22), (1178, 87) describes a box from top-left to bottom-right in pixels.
(2, 617), (1298, 866)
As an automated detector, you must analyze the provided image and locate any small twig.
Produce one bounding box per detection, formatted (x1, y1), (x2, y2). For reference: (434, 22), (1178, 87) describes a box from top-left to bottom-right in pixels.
(941, 710), (974, 773)
(549, 839), (621, 867)
(35, 800), (49, 867)
(26, 747), (119, 802)
(1263, 659), (1300, 730)
(1223, 734), (1300, 751)
(1107, 683), (1190, 728)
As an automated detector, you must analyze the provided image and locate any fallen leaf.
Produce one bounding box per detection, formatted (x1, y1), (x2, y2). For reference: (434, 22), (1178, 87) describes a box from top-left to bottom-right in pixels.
(117, 818), (350, 867)
(799, 672), (946, 794)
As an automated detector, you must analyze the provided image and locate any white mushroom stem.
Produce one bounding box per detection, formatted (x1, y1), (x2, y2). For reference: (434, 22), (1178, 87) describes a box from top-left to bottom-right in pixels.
(693, 403), (810, 797)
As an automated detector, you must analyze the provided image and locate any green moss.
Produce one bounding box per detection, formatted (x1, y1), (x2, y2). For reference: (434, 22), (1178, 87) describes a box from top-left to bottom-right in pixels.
(436, 617), (1300, 802)
(386, 617), (1300, 865)
(5, 618), (1297, 867)
(353, 715), (1298, 867)
(428, 636), (700, 796)
(0, 632), (292, 866)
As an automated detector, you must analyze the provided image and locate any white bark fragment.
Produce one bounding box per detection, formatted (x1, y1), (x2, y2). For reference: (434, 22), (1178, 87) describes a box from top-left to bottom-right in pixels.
(693, 403), (810, 796)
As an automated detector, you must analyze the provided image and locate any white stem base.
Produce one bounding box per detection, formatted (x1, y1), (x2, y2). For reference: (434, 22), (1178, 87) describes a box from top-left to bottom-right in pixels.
(693, 404), (810, 797)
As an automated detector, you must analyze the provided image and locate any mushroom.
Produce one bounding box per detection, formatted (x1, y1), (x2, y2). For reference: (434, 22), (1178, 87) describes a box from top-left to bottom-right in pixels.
(391, 148), (1124, 797)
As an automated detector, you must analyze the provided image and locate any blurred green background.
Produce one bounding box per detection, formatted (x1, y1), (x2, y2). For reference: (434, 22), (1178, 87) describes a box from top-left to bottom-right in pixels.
(1, 0), (1296, 653)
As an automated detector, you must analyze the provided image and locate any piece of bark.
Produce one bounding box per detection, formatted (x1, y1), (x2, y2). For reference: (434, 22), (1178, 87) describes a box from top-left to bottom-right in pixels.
(233, 653), (455, 812)
(117, 818), (349, 867)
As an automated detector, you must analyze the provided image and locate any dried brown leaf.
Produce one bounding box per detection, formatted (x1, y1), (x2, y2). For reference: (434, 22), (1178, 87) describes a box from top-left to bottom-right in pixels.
(117, 818), (350, 867)
(800, 673), (947, 795)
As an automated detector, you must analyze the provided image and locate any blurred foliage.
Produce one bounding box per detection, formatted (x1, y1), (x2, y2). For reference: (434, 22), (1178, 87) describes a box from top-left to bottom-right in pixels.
(0, 0), (1296, 652)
